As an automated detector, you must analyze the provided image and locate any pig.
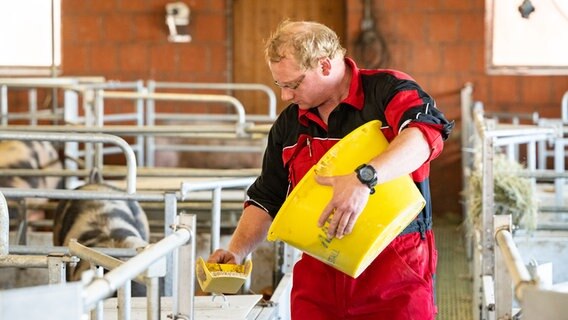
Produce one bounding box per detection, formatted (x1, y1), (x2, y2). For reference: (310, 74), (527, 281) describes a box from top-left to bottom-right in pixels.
(52, 170), (150, 295)
(0, 140), (63, 190)
(0, 140), (63, 221)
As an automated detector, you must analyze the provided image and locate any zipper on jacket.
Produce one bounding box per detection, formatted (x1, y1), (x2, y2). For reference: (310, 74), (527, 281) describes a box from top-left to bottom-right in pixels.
(306, 138), (312, 158)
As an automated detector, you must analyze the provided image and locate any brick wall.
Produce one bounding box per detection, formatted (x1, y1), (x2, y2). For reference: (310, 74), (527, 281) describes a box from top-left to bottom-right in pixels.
(56, 0), (568, 215)
(62, 0), (228, 82)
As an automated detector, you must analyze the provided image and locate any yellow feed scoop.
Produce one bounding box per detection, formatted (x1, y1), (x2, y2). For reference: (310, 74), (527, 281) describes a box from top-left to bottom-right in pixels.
(195, 257), (252, 294)
(267, 120), (426, 278)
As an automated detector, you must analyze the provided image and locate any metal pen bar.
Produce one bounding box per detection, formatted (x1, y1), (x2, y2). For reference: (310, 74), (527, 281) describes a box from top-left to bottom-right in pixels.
(154, 143), (265, 153)
(101, 90), (247, 130)
(211, 187), (222, 252)
(154, 112), (255, 122)
(180, 177), (256, 200)
(148, 80), (278, 120)
(0, 77), (79, 87)
(1, 85), (7, 126)
(83, 224), (192, 310)
(174, 213), (196, 320)
(8, 245), (137, 258)
(561, 90), (568, 124)
(0, 188), (164, 201)
(92, 266), (105, 320)
(0, 191), (8, 255)
(72, 80), (143, 91)
(476, 109), (497, 278)
(0, 124), (251, 134)
(163, 193), (177, 297)
(29, 89), (38, 125)
(117, 282), (131, 320)
(493, 133), (552, 147)
(152, 112), (274, 125)
(146, 276), (160, 320)
(517, 169), (568, 180)
(495, 228), (537, 302)
(94, 89), (105, 171)
(69, 240), (146, 284)
(486, 111), (539, 123)
(474, 109), (557, 140)
(486, 125), (557, 138)
(0, 109), (63, 120)
(0, 255), (50, 268)
(0, 131), (136, 194)
(47, 255), (67, 284)
(554, 139), (567, 206)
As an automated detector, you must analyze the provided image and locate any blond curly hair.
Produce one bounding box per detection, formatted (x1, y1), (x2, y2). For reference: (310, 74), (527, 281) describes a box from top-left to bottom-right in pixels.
(264, 20), (346, 71)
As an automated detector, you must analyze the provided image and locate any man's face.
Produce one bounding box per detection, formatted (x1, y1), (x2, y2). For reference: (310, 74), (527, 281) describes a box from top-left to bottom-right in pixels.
(269, 57), (324, 110)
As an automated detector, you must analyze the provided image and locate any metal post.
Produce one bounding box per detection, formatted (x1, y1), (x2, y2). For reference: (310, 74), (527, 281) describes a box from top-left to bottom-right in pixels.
(145, 80), (156, 167)
(92, 266), (105, 320)
(493, 215), (513, 319)
(147, 277), (161, 320)
(0, 191), (8, 256)
(94, 89), (105, 171)
(1, 84), (7, 125)
(117, 282), (132, 320)
(47, 254), (67, 284)
(481, 131), (496, 277)
(28, 88), (38, 125)
(561, 90), (568, 124)
(211, 187), (222, 252)
(84, 89), (95, 170)
(554, 139), (565, 206)
(63, 89), (80, 188)
(135, 80), (145, 167)
(173, 213), (195, 320)
(164, 192), (177, 297)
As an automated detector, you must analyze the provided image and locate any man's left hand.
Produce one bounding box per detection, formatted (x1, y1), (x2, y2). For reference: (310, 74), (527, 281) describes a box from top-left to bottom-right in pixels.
(314, 173), (370, 239)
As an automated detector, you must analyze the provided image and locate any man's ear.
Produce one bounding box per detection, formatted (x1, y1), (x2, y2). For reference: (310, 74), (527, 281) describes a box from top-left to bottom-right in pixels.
(319, 58), (332, 76)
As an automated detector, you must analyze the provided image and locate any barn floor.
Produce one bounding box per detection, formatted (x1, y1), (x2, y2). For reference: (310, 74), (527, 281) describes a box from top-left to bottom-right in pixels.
(434, 212), (473, 320)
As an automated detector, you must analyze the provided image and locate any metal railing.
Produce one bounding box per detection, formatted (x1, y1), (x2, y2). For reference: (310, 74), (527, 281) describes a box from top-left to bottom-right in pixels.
(0, 77), (274, 170)
(0, 213), (197, 320)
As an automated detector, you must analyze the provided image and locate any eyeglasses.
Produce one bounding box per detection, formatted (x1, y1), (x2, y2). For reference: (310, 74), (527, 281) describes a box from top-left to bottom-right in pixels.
(274, 74), (306, 90)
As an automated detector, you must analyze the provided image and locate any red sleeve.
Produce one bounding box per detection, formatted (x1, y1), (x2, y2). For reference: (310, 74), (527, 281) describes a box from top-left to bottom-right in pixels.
(408, 122), (445, 162)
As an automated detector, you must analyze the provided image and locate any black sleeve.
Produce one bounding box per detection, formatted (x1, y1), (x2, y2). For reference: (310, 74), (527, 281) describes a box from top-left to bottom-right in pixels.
(246, 115), (290, 218)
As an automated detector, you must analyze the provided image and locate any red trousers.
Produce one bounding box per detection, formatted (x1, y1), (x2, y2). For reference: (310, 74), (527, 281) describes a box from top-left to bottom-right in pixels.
(291, 231), (438, 320)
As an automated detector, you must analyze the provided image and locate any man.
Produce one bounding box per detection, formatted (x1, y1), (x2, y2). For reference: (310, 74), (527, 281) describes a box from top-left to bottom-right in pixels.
(208, 20), (453, 320)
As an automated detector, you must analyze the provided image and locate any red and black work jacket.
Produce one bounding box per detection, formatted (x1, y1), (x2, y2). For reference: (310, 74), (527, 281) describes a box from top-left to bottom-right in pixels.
(246, 58), (454, 237)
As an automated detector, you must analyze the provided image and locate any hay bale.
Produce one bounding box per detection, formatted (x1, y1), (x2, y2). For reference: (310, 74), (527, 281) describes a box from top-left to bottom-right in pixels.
(466, 152), (538, 231)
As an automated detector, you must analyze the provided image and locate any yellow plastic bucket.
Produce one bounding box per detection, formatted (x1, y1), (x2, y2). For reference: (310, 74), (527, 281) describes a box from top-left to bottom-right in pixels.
(266, 120), (426, 278)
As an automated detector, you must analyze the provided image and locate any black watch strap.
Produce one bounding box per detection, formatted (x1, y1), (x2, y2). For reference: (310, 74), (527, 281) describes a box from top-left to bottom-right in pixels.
(355, 164), (378, 194)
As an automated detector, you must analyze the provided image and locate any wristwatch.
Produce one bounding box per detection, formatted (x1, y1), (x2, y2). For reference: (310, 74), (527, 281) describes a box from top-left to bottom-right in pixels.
(355, 164), (378, 194)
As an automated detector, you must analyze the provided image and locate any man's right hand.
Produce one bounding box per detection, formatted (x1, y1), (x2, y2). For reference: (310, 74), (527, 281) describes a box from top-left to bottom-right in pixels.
(207, 249), (240, 264)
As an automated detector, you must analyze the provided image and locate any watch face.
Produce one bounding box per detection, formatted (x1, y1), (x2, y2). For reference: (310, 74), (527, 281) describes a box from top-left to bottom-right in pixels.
(360, 167), (375, 182)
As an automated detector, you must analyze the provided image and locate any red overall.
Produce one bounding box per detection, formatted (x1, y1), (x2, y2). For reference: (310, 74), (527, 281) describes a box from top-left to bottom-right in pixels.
(291, 231), (438, 320)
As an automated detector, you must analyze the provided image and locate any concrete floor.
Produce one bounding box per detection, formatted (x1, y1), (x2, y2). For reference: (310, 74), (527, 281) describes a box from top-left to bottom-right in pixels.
(434, 213), (473, 320)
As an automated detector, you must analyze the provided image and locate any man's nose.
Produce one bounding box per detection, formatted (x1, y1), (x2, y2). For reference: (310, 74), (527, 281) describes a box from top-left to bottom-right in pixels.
(280, 88), (294, 101)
